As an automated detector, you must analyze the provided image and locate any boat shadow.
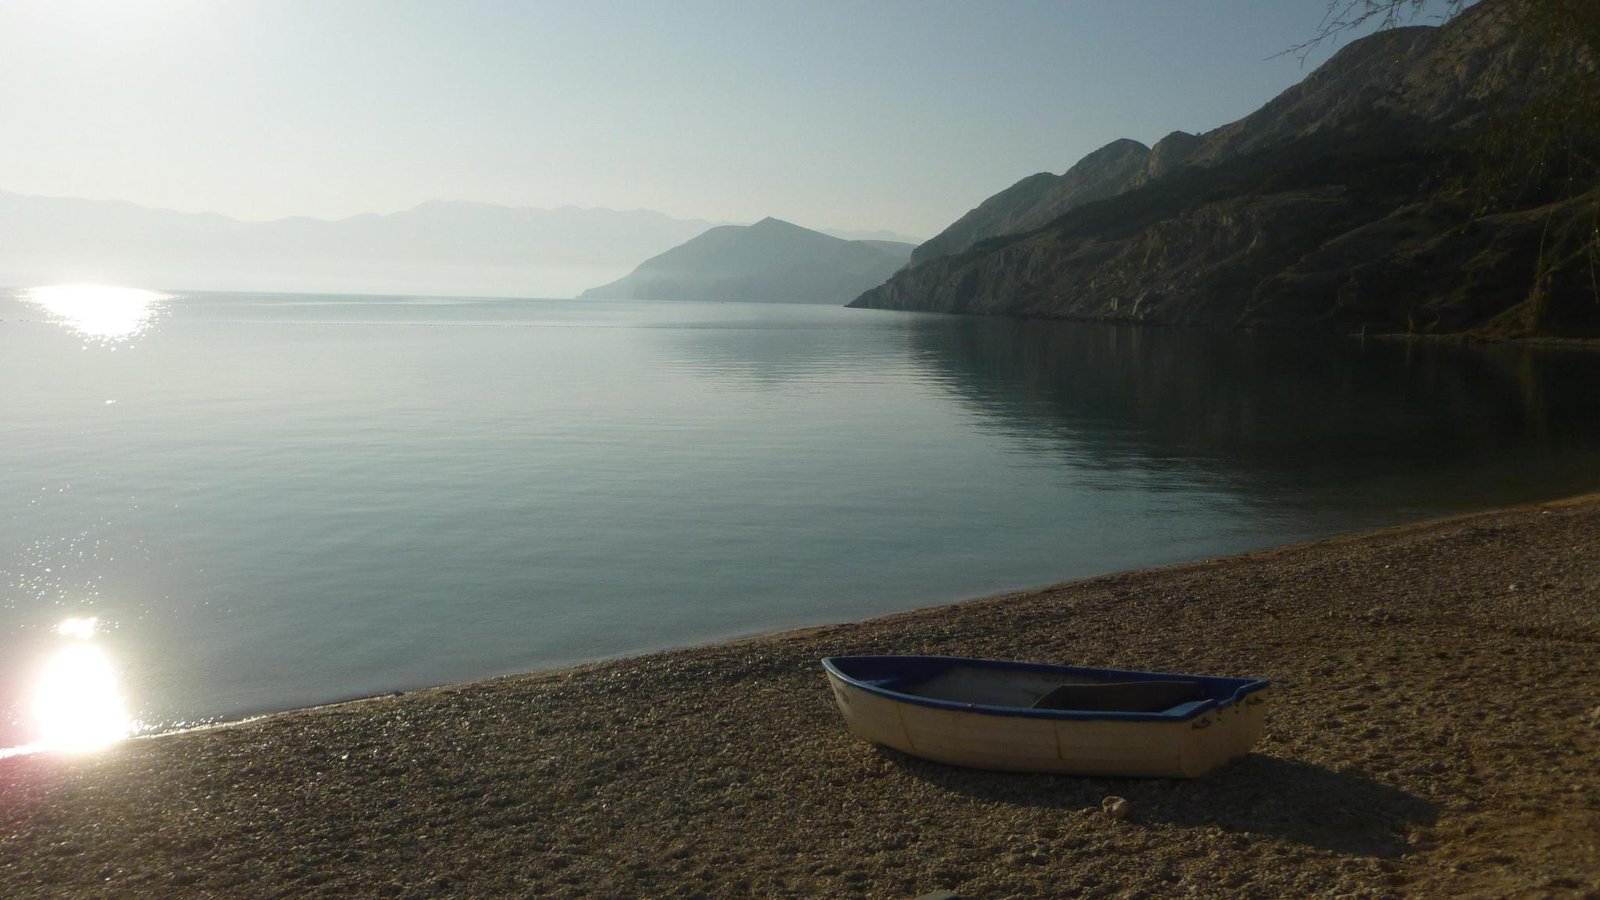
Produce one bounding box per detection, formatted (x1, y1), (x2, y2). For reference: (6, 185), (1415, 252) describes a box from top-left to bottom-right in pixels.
(877, 750), (1438, 858)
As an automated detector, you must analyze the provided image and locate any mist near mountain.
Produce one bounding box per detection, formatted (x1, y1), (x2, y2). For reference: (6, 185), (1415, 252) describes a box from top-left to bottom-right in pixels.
(0, 192), (724, 298)
(820, 227), (924, 244)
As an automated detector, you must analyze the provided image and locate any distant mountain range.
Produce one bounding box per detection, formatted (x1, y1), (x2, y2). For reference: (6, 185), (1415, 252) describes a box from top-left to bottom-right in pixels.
(0, 192), (734, 298)
(854, 1), (1599, 338)
(0, 192), (922, 299)
(580, 217), (914, 304)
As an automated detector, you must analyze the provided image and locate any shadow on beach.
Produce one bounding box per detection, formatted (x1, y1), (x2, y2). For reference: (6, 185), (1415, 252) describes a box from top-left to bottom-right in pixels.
(879, 750), (1438, 859)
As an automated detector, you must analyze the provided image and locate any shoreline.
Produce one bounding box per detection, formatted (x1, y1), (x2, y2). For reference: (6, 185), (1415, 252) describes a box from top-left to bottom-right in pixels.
(3, 494), (1598, 896)
(125, 495), (1587, 741)
(1357, 330), (1600, 351)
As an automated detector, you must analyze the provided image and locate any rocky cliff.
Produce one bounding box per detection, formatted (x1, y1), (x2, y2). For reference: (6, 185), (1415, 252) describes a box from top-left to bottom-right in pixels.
(856, 2), (1599, 337)
(582, 217), (913, 304)
(909, 139), (1151, 266)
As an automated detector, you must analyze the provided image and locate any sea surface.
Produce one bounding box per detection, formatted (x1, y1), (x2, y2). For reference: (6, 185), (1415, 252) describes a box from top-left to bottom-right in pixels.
(3, 286), (1599, 750)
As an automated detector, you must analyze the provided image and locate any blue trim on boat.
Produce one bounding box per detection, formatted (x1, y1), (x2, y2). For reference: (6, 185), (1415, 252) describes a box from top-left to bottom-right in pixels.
(821, 655), (1270, 723)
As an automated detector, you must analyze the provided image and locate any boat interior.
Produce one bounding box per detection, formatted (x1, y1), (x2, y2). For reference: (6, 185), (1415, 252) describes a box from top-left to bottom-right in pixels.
(891, 666), (1207, 713)
(834, 657), (1233, 715)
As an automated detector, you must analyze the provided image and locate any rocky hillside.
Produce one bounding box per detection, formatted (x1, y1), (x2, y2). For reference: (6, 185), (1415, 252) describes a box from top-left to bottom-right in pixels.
(909, 139), (1151, 266)
(854, 2), (1599, 338)
(582, 217), (913, 304)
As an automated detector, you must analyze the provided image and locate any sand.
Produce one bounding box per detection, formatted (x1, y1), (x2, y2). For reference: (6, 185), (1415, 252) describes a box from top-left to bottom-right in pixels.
(2, 495), (1598, 898)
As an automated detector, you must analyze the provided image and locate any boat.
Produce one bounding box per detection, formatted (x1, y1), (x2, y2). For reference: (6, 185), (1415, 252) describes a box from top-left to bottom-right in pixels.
(821, 655), (1270, 778)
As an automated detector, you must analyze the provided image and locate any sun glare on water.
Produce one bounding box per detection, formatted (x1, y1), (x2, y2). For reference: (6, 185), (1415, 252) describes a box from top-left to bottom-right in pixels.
(23, 284), (169, 344)
(20, 617), (136, 755)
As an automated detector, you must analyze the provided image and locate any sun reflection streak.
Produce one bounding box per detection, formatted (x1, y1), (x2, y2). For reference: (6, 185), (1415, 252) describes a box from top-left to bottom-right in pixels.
(23, 284), (168, 344)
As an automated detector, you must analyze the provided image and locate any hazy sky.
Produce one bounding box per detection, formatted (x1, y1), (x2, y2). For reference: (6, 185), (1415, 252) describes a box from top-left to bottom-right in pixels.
(0, 0), (1459, 238)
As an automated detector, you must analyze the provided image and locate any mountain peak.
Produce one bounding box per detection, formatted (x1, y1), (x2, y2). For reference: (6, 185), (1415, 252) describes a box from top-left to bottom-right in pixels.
(909, 137), (1154, 266)
(750, 216), (803, 231)
(580, 215), (912, 303)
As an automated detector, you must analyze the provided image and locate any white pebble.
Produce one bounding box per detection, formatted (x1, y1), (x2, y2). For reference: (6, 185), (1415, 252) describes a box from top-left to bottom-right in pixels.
(1101, 796), (1131, 820)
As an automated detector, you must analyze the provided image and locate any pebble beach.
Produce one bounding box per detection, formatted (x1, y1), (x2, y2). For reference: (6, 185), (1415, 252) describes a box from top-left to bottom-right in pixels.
(2, 495), (1598, 898)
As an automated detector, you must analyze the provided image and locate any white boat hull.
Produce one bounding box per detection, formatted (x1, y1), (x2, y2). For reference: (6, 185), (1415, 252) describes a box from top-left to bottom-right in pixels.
(824, 667), (1269, 778)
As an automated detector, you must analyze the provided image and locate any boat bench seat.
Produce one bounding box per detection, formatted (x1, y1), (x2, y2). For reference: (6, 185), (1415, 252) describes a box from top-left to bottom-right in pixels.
(1162, 700), (1212, 717)
(1031, 679), (1206, 713)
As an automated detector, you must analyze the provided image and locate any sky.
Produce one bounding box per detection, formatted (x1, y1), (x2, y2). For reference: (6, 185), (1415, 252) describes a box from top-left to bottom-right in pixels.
(0, 0), (1461, 239)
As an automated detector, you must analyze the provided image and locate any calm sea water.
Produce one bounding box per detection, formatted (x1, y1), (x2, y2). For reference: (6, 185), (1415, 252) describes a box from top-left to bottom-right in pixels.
(3, 287), (1599, 748)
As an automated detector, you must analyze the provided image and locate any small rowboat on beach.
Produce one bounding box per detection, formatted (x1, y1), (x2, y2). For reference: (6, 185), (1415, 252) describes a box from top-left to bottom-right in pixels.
(821, 655), (1270, 778)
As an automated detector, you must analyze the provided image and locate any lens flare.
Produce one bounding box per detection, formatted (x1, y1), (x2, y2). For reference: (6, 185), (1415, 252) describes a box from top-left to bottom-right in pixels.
(29, 618), (134, 753)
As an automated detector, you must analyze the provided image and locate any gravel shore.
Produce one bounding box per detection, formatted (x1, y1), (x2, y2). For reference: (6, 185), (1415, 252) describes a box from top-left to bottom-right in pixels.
(3, 496), (1599, 898)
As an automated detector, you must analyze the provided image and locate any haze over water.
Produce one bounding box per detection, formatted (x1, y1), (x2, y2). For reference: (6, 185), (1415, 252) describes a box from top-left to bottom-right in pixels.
(3, 287), (1598, 750)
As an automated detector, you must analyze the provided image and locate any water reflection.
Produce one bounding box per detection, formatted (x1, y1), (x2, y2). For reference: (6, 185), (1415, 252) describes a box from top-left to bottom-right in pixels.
(651, 305), (904, 389)
(4, 298), (1597, 750)
(902, 318), (1600, 512)
(22, 284), (168, 345)
(2, 617), (134, 756)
